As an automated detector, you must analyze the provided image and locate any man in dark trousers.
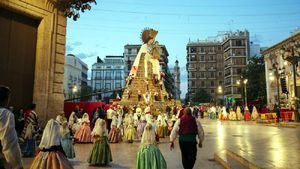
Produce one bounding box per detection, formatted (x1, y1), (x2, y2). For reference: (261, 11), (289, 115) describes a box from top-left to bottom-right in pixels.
(170, 107), (204, 169)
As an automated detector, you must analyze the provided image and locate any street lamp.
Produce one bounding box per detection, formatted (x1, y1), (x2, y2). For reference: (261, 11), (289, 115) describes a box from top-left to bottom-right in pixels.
(243, 79), (248, 107)
(72, 85), (78, 101)
(280, 40), (300, 121)
(236, 78), (248, 107)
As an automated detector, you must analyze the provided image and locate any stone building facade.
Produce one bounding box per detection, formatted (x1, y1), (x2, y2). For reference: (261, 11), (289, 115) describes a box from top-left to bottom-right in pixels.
(64, 54), (88, 100)
(186, 30), (249, 103)
(186, 41), (224, 102)
(0, 0), (67, 124)
(262, 32), (300, 108)
(91, 55), (125, 99)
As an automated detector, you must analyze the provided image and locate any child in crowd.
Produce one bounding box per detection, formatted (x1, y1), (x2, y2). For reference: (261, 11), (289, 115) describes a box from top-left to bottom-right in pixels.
(60, 121), (75, 159)
(21, 122), (36, 157)
(30, 119), (73, 169)
(87, 119), (112, 166)
(136, 123), (167, 169)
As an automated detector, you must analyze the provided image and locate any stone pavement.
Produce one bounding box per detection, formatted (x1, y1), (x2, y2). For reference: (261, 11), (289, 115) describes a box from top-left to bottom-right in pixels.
(23, 119), (300, 169)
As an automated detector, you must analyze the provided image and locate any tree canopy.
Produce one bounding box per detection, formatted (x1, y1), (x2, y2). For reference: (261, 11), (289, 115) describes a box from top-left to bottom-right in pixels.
(242, 56), (267, 104)
(192, 88), (212, 104)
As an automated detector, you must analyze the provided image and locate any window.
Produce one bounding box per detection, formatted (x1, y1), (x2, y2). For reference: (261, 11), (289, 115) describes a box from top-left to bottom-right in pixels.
(190, 55), (196, 61)
(209, 55), (214, 61)
(210, 72), (215, 78)
(105, 83), (111, 90)
(211, 89), (215, 94)
(199, 72), (205, 78)
(211, 81), (215, 87)
(190, 47), (196, 53)
(218, 71), (222, 76)
(191, 72), (195, 78)
(237, 68), (242, 74)
(201, 81), (205, 87)
(115, 82), (121, 88)
(96, 72), (101, 79)
(191, 80), (195, 87)
(128, 48), (132, 54)
(115, 71), (122, 79)
(200, 55), (205, 61)
(105, 72), (111, 80)
(95, 83), (101, 90)
(219, 81), (223, 85)
(200, 47), (205, 53)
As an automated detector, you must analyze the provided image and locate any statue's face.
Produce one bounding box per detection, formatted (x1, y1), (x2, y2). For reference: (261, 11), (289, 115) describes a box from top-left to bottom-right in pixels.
(148, 38), (155, 44)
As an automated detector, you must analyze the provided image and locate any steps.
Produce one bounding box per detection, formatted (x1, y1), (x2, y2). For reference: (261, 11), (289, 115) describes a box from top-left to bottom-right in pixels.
(214, 149), (261, 169)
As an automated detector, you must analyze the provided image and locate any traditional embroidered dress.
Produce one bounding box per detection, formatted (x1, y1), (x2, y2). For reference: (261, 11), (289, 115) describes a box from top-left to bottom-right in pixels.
(228, 109), (237, 121)
(74, 113), (92, 143)
(136, 123), (167, 169)
(220, 107), (228, 120)
(244, 106), (251, 121)
(108, 115), (122, 143)
(251, 106), (259, 120)
(30, 119), (73, 169)
(87, 119), (112, 166)
(124, 114), (136, 143)
(0, 107), (23, 169)
(236, 106), (243, 121)
(137, 114), (147, 137)
(60, 121), (75, 159)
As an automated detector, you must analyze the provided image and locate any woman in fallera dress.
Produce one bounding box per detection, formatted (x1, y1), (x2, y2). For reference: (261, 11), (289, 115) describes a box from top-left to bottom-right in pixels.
(68, 112), (79, 134)
(108, 115), (122, 143)
(136, 123), (167, 169)
(87, 119), (112, 166)
(60, 121), (75, 159)
(30, 119), (73, 169)
(74, 113), (92, 143)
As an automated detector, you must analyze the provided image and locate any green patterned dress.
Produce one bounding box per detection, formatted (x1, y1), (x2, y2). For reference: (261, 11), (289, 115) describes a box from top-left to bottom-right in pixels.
(136, 144), (167, 169)
(87, 135), (112, 166)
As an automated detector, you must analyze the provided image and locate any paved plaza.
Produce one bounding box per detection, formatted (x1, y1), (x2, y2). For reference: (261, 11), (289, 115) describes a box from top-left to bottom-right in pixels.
(23, 119), (300, 169)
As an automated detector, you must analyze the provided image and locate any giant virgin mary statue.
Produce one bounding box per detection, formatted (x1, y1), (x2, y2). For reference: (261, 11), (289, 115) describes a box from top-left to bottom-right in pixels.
(129, 28), (161, 79)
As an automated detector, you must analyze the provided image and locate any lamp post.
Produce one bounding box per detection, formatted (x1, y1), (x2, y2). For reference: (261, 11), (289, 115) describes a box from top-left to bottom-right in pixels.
(243, 79), (248, 107)
(236, 77), (248, 107)
(217, 85), (223, 105)
(281, 40), (300, 121)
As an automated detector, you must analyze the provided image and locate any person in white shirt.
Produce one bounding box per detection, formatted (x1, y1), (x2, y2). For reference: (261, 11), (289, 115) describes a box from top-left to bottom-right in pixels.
(0, 86), (23, 169)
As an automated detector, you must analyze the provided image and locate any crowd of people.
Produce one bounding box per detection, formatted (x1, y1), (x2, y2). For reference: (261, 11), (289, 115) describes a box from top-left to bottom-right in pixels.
(0, 85), (205, 169)
(191, 104), (261, 121)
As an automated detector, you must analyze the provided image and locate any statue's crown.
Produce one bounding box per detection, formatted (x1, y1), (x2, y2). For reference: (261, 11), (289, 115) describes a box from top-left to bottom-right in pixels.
(141, 28), (158, 44)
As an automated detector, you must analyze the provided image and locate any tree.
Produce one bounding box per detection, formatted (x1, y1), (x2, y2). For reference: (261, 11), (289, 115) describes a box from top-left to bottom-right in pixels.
(80, 85), (92, 101)
(242, 56), (267, 104)
(192, 88), (212, 104)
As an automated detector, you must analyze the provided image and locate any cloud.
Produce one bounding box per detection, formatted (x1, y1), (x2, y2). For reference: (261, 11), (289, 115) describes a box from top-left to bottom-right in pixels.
(72, 41), (82, 46)
(76, 52), (97, 59)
